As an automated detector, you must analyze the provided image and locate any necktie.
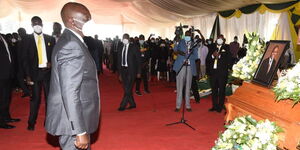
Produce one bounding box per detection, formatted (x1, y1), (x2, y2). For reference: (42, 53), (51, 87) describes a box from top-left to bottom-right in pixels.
(37, 35), (43, 65)
(122, 44), (127, 66)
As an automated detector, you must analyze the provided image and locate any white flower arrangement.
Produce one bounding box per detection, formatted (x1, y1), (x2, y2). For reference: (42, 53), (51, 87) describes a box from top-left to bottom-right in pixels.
(232, 32), (266, 81)
(212, 116), (282, 150)
(273, 61), (300, 105)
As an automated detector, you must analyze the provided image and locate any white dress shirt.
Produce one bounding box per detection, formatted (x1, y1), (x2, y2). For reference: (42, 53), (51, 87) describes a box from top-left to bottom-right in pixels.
(122, 43), (129, 67)
(34, 33), (48, 68)
(0, 35), (11, 63)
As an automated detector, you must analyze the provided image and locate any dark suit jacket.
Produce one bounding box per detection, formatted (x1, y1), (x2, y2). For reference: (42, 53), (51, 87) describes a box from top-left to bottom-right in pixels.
(117, 43), (141, 76)
(22, 33), (55, 81)
(0, 34), (14, 79)
(206, 44), (231, 77)
(255, 58), (276, 82)
(45, 29), (100, 135)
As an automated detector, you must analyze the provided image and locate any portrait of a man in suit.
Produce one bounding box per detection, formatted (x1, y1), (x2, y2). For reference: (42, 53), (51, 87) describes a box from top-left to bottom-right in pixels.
(255, 45), (281, 84)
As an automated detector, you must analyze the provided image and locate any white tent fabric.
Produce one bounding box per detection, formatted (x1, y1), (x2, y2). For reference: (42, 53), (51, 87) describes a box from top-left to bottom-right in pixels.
(0, 0), (292, 38)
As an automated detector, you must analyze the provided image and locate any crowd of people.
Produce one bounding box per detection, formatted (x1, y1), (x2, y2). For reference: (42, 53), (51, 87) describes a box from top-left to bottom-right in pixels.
(0, 3), (255, 150)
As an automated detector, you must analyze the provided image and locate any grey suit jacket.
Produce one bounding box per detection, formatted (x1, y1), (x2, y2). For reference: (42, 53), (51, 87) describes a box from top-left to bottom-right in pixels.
(45, 29), (100, 136)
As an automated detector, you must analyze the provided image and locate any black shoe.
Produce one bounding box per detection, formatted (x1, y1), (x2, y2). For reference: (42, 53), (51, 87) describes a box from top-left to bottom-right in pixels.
(174, 108), (180, 112)
(216, 108), (222, 113)
(135, 91), (142, 96)
(4, 118), (21, 123)
(209, 107), (217, 112)
(186, 108), (192, 112)
(0, 123), (15, 129)
(27, 124), (35, 131)
(118, 107), (126, 111)
(21, 93), (30, 98)
(144, 90), (150, 94)
(127, 105), (136, 110)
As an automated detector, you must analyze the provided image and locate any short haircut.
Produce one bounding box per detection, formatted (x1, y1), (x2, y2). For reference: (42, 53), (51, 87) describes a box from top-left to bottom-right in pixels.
(31, 16), (42, 23)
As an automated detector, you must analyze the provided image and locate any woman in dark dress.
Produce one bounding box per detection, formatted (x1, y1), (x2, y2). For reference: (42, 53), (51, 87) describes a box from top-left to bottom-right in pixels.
(157, 40), (169, 80)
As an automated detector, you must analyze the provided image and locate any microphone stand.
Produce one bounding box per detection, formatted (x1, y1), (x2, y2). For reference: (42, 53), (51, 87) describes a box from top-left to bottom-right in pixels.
(166, 39), (200, 130)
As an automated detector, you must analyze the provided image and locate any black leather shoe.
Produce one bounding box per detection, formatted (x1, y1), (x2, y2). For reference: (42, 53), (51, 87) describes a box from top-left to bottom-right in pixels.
(21, 93), (30, 98)
(127, 106), (136, 110)
(209, 107), (217, 112)
(144, 90), (150, 94)
(216, 108), (223, 113)
(4, 118), (21, 123)
(186, 108), (192, 112)
(27, 124), (35, 131)
(174, 108), (180, 112)
(118, 107), (126, 111)
(0, 123), (15, 129)
(135, 91), (142, 96)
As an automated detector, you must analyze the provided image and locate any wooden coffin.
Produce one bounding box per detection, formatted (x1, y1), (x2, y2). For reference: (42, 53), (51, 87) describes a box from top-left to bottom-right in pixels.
(225, 82), (300, 150)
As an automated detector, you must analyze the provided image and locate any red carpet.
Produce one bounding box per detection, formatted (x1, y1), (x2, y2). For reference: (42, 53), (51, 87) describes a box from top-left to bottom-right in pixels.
(0, 68), (225, 150)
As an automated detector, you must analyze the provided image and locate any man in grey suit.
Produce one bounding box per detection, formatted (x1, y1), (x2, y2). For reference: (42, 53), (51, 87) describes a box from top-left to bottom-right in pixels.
(45, 2), (100, 150)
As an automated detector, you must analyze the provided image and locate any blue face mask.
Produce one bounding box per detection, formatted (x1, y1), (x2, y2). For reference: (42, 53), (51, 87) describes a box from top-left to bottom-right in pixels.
(184, 36), (191, 42)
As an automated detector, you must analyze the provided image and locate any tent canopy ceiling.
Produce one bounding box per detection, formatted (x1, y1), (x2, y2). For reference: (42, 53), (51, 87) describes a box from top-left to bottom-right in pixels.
(0, 0), (292, 25)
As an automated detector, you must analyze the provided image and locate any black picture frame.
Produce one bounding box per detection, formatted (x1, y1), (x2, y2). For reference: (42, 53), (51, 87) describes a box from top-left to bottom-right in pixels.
(252, 40), (290, 87)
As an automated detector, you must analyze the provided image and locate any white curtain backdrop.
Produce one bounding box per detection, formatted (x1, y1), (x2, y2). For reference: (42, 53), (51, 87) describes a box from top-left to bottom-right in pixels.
(219, 11), (281, 44)
(181, 11), (281, 44)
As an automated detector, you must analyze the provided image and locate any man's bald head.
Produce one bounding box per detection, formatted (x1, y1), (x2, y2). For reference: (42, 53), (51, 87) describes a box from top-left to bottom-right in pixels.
(61, 2), (91, 36)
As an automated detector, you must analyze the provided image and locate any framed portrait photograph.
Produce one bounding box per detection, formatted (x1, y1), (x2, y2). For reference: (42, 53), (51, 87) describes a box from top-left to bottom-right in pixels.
(252, 40), (290, 87)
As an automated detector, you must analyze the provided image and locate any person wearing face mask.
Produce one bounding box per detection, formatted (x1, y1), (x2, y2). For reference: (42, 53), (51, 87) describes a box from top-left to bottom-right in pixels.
(148, 35), (159, 78)
(135, 34), (150, 96)
(173, 30), (199, 112)
(207, 34), (231, 113)
(117, 33), (141, 111)
(22, 16), (56, 131)
(16, 28), (31, 98)
(157, 40), (169, 81)
(45, 2), (100, 150)
(229, 36), (240, 69)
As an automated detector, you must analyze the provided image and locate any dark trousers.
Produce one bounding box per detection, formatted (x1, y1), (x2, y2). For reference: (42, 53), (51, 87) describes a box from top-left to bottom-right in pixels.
(28, 70), (50, 125)
(136, 67), (149, 92)
(0, 79), (12, 124)
(150, 58), (157, 75)
(120, 67), (136, 108)
(191, 76), (200, 102)
(17, 71), (30, 95)
(210, 74), (227, 110)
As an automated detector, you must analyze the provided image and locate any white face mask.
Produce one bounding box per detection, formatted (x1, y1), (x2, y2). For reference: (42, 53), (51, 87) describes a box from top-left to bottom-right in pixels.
(139, 40), (144, 45)
(74, 19), (96, 37)
(122, 39), (129, 44)
(217, 38), (223, 45)
(208, 41), (212, 44)
(11, 38), (17, 43)
(33, 25), (43, 34)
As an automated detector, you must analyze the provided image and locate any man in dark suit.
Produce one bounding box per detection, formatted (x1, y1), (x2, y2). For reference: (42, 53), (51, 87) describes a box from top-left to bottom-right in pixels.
(255, 45), (279, 83)
(112, 36), (121, 73)
(17, 28), (31, 98)
(22, 16), (56, 130)
(95, 35), (104, 74)
(0, 34), (21, 129)
(207, 35), (231, 113)
(135, 34), (151, 95)
(118, 33), (141, 111)
(45, 2), (100, 150)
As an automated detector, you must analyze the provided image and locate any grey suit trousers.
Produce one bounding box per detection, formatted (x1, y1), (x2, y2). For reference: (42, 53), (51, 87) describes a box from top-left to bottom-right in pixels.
(59, 135), (90, 150)
(176, 65), (192, 109)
